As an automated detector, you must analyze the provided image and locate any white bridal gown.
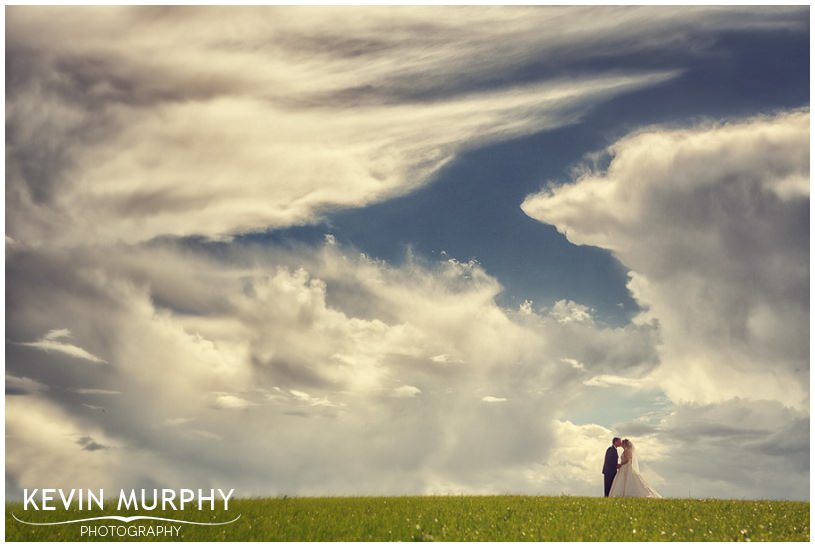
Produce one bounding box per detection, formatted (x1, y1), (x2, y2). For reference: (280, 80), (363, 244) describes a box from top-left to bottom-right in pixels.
(608, 448), (662, 498)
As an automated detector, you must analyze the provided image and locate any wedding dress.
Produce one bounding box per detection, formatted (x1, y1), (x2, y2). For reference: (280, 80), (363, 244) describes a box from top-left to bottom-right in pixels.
(608, 445), (662, 498)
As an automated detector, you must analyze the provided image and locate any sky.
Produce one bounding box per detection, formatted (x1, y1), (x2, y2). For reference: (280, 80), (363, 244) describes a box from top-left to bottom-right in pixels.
(5, 6), (810, 501)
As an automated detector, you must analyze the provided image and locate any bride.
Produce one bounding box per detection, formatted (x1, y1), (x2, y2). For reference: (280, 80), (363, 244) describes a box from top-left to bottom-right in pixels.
(609, 439), (662, 498)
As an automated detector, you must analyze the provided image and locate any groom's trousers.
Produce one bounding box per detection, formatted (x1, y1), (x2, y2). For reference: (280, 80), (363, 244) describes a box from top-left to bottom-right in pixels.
(603, 472), (616, 497)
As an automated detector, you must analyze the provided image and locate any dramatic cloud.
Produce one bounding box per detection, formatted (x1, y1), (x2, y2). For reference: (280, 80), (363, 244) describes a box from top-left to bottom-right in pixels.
(6, 241), (658, 497)
(522, 110), (809, 500)
(6, 6), (802, 245)
(523, 110), (809, 409)
(5, 7), (808, 502)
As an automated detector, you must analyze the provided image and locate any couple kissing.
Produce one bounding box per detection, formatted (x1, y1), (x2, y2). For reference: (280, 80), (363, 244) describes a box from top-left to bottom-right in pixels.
(602, 437), (662, 498)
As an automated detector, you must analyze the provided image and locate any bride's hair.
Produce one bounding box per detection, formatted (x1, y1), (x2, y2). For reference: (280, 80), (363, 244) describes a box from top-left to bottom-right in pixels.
(622, 438), (633, 448)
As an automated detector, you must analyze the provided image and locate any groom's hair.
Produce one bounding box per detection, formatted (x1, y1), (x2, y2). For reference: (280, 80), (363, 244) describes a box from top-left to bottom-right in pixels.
(612, 437), (621, 444)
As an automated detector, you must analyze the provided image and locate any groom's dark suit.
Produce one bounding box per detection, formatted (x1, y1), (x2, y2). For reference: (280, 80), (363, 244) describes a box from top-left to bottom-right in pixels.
(602, 445), (619, 497)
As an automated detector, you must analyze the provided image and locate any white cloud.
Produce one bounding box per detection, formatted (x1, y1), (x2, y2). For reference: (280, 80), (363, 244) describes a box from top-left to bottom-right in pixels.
(73, 388), (122, 395)
(583, 374), (653, 389)
(5, 234), (805, 500)
(6, 241), (659, 497)
(9, 7), (803, 246)
(523, 110), (809, 409)
(546, 300), (594, 324)
(44, 328), (71, 341)
(393, 385), (422, 398)
(211, 393), (254, 410)
(430, 354), (462, 364)
(520, 110), (809, 501)
(10, 74), (674, 245)
(162, 417), (192, 427)
(289, 390), (336, 407)
(18, 329), (107, 364)
(560, 358), (585, 371)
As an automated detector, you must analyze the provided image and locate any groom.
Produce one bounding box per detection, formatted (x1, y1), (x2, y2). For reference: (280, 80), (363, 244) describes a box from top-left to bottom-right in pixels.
(602, 437), (622, 497)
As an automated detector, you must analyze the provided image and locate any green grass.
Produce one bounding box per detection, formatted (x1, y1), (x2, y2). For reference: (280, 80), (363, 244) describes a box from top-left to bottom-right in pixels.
(6, 495), (809, 541)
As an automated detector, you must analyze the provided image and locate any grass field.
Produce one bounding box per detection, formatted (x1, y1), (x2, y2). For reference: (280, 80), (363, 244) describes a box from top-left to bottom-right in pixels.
(5, 495), (810, 541)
